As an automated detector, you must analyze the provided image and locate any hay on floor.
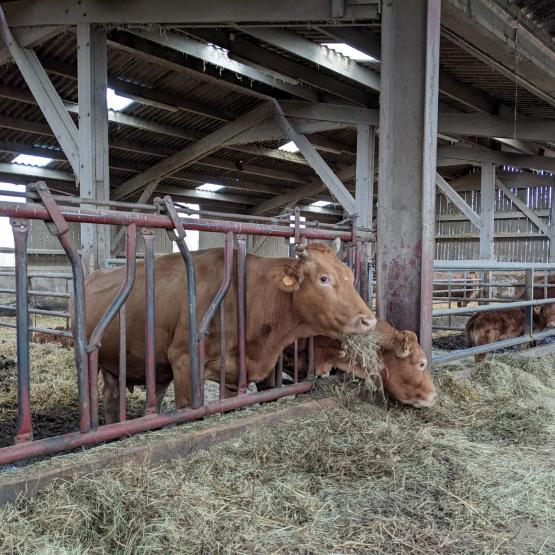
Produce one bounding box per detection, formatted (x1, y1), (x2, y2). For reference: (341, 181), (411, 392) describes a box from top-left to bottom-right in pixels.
(0, 353), (553, 554)
(340, 331), (383, 395)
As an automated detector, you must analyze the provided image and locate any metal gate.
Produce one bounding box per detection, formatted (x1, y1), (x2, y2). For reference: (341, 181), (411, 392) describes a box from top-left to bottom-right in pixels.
(0, 182), (371, 465)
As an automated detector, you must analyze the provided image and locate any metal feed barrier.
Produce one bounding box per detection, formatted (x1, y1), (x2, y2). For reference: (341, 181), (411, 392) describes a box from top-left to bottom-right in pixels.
(432, 260), (555, 366)
(0, 182), (372, 465)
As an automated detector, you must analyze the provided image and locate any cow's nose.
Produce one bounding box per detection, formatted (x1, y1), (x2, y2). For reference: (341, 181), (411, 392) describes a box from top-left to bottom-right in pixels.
(359, 316), (377, 331)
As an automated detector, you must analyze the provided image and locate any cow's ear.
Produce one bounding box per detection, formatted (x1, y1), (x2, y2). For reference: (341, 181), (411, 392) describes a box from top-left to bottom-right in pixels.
(394, 331), (412, 359)
(272, 263), (302, 292)
(331, 237), (341, 255)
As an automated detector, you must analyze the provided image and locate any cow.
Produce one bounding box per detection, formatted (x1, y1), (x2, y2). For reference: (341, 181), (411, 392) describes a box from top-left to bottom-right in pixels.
(81, 242), (376, 423)
(513, 273), (555, 300)
(433, 271), (481, 307)
(465, 303), (555, 362)
(276, 320), (437, 408)
(33, 326), (73, 348)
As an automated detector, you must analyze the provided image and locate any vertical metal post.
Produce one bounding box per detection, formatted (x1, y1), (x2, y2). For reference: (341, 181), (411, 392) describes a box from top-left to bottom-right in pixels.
(77, 23), (110, 272)
(118, 304), (127, 422)
(524, 268), (534, 340)
(236, 234), (248, 394)
(142, 229), (157, 415)
(480, 162), (495, 260)
(549, 185), (555, 262)
(377, 0), (441, 361)
(11, 219), (32, 443)
(356, 124), (375, 231)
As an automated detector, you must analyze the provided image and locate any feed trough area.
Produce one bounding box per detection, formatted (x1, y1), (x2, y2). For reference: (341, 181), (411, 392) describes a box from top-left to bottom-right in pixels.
(0, 313), (554, 553)
(1, 0), (555, 553)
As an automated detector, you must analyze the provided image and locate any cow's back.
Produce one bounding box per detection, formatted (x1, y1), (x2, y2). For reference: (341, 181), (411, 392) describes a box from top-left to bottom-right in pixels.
(83, 249), (229, 385)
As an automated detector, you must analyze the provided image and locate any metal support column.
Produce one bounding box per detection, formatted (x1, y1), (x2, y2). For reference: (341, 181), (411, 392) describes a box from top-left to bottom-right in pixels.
(479, 162), (495, 260)
(77, 24), (110, 272)
(356, 124), (375, 230)
(376, 0), (441, 358)
(549, 185), (555, 262)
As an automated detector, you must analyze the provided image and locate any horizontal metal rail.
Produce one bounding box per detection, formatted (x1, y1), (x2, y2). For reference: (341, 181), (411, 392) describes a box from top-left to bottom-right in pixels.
(433, 296), (555, 317)
(0, 305), (70, 318)
(433, 328), (555, 366)
(0, 201), (373, 241)
(435, 260), (555, 271)
(0, 287), (70, 299)
(0, 271), (72, 278)
(0, 321), (72, 337)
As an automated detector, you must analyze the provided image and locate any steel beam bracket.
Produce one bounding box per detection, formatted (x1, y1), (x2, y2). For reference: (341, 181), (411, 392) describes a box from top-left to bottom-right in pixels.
(154, 195), (187, 242)
(31, 181), (70, 238)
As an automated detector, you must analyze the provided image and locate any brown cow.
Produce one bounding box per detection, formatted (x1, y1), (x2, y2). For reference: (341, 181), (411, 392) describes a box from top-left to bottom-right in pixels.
(33, 326), (73, 348)
(466, 303), (555, 362)
(513, 273), (555, 300)
(279, 320), (437, 408)
(433, 271), (481, 307)
(82, 242), (376, 423)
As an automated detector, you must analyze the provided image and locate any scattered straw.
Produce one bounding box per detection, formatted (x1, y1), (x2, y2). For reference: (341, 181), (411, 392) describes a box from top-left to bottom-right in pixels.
(0, 352), (552, 554)
(341, 331), (384, 395)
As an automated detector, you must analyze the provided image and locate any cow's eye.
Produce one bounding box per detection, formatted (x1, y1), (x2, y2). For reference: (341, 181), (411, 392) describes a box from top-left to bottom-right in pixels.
(320, 275), (330, 284)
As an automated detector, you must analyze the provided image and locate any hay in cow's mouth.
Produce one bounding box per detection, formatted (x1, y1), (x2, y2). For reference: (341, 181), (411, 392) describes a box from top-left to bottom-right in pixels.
(0, 353), (553, 554)
(340, 331), (383, 394)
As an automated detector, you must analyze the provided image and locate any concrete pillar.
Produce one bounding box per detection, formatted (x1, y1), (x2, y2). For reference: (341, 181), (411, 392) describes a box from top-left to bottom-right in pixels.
(376, 0), (441, 357)
(77, 24), (110, 272)
(479, 162), (495, 260)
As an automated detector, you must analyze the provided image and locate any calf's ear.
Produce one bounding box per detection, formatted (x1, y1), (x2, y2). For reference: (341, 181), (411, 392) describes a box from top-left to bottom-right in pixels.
(271, 263), (303, 292)
(331, 237), (341, 254)
(394, 331), (412, 359)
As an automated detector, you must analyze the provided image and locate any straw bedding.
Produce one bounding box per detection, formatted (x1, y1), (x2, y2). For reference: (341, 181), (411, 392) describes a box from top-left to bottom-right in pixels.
(0, 334), (553, 553)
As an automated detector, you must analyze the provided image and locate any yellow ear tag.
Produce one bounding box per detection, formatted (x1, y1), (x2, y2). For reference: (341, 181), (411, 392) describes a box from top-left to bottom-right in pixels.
(282, 275), (295, 287)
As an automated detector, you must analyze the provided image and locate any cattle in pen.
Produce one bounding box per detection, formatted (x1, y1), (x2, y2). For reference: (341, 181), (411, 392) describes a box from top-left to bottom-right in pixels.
(275, 319), (437, 408)
(465, 303), (555, 362)
(433, 271), (481, 307)
(81, 242), (376, 423)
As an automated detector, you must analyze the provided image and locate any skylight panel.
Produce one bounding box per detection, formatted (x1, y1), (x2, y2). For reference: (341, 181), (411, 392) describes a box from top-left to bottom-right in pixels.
(196, 183), (224, 192)
(322, 43), (376, 62)
(12, 154), (53, 167)
(106, 87), (134, 111)
(279, 141), (300, 153)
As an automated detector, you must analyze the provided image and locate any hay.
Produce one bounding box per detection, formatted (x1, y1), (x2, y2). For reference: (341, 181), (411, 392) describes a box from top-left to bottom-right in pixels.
(341, 331), (383, 395)
(0, 354), (553, 554)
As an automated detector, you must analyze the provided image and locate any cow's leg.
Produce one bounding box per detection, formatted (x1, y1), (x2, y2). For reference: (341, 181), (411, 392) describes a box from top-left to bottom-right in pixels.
(168, 350), (192, 409)
(156, 382), (170, 412)
(101, 369), (119, 424)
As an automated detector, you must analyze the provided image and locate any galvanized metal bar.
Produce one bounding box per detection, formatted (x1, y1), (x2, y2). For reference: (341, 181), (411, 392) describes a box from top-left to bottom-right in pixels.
(87, 224), (137, 352)
(219, 304), (226, 401)
(432, 328), (555, 367)
(276, 354), (284, 388)
(236, 234), (248, 394)
(307, 337), (315, 379)
(0, 305), (70, 318)
(433, 296), (555, 317)
(154, 196), (201, 408)
(293, 340), (299, 384)
(0, 288), (71, 299)
(434, 260), (555, 270)
(550, 185), (555, 262)
(0, 322), (73, 337)
(479, 162), (495, 260)
(11, 218), (32, 443)
(88, 349), (100, 430)
(524, 269), (534, 338)
(142, 229), (157, 415)
(118, 304), (127, 422)
(33, 182), (90, 433)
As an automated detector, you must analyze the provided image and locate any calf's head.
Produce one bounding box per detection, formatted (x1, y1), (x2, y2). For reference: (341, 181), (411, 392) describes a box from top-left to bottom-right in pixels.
(534, 303), (555, 328)
(273, 242), (376, 337)
(378, 330), (437, 408)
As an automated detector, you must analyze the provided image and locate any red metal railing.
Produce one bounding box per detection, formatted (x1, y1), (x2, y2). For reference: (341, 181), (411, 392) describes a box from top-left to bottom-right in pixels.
(0, 182), (372, 465)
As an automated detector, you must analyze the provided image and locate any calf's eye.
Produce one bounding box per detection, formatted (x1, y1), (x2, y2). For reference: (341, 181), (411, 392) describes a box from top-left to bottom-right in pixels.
(320, 275), (329, 284)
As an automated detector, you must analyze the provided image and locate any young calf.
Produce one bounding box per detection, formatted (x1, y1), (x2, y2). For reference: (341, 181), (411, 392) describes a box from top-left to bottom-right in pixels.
(33, 326), (73, 348)
(466, 303), (555, 362)
(281, 320), (437, 408)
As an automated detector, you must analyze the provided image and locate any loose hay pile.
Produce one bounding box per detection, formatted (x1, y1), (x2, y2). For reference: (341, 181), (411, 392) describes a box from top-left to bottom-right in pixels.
(0, 354), (553, 554)
(341, 331), (384, 396)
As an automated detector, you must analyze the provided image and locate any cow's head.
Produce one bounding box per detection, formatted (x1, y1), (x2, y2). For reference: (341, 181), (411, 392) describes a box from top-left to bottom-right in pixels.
(379, 330), (437, 408)
(272, 241), (376, 336)
(534, 303), (555, 328)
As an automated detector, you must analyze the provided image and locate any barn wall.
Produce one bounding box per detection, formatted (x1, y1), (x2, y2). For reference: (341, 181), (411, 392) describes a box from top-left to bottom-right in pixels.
(435, 183), (552, 262)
